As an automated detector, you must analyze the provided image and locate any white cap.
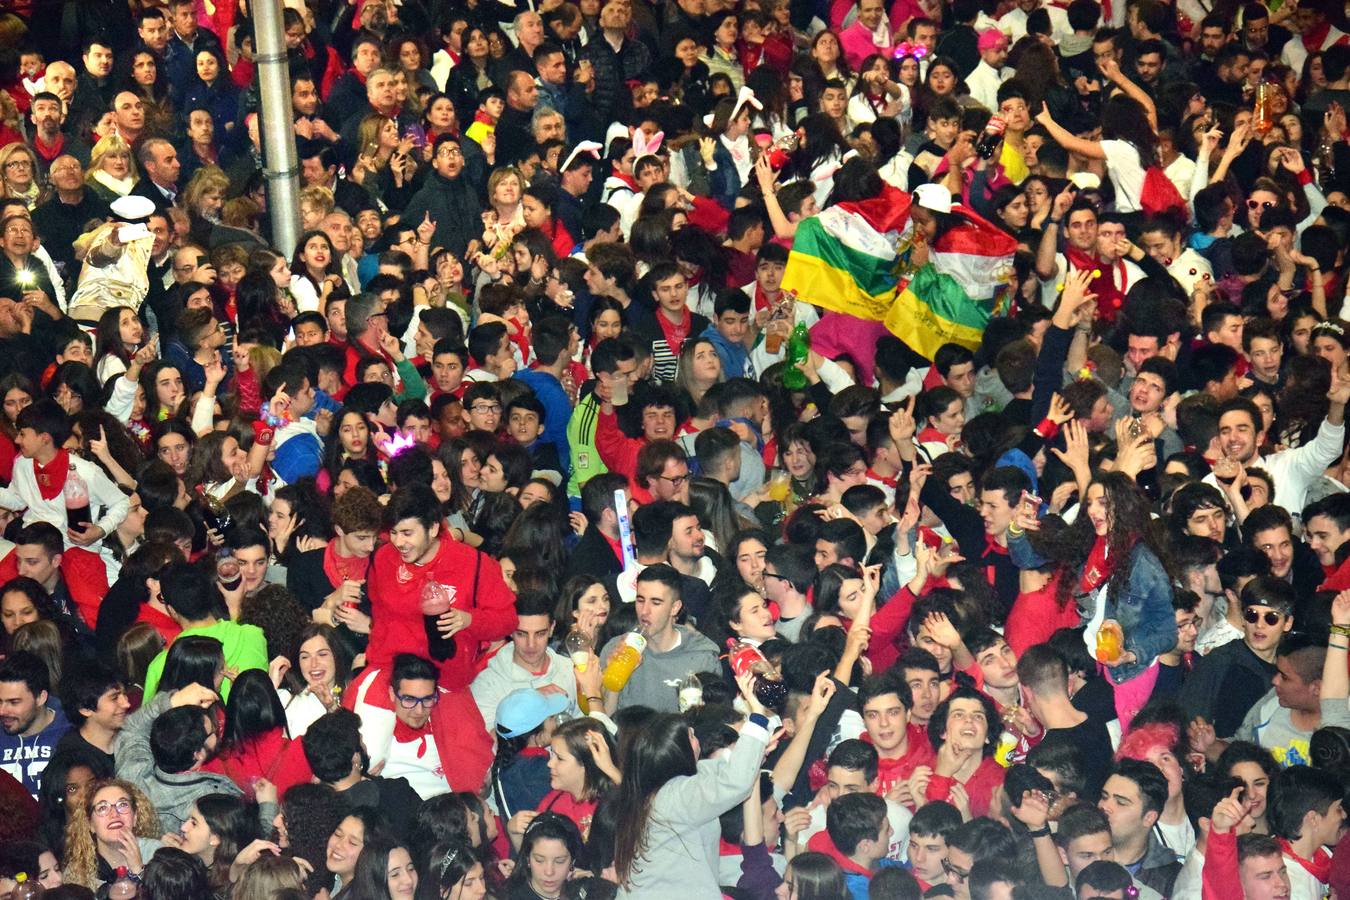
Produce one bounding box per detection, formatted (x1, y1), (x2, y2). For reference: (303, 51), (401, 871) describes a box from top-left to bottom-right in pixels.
(110, 195), (156, 222)
(913, 183), (953, 214)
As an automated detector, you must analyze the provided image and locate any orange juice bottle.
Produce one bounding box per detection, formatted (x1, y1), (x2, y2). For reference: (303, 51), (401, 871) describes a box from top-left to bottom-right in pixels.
(602, 632), (647, 692)
(1095, 621), (1124, 664)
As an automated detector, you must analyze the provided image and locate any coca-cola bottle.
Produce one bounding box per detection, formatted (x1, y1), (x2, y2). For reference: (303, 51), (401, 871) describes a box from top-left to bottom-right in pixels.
(107, 867), (137, 900)
(64, 466), (90, 531)
(765, 133), (799, 170)
(975, 115), (1006, 160)
(420, 581), (458, 661)
(726, 640), (788, 709)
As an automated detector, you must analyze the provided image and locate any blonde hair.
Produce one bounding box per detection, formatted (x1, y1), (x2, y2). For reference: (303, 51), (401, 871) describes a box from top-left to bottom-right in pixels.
(181, 165), (230, 217)
(355, 114), (394, 167)
(86, 133), (136, 184)
(0, 143), (38, 194)
(299, 185), (335, 218)
(63, 778), (163, 889)
(250, 344), (282, 387)
(487, 166), (524, 204)
(221, 196), (262, 229)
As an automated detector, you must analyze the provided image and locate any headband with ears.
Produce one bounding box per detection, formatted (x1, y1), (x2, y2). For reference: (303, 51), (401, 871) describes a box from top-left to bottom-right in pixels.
(632, 129), (665, 156)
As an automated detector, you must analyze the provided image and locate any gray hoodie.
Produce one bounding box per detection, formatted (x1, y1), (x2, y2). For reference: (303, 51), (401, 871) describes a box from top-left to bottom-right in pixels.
(602, 625), (720, 713)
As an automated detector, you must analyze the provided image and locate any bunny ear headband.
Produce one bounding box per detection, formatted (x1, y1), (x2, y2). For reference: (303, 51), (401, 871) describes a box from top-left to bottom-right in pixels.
(704, 86), (763, 128)
(561, 140), (603, 173)
(892, 41), (929, 60)
(632, 129), (665, 156)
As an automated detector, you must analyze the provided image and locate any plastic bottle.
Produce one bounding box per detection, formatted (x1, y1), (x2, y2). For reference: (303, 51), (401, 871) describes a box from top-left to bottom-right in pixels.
(108, 867), (137, 900)
(1095, 621), (1124, 664)
(726, 640), (789, 709)
(766, 133), (799, 170)
(677, 672), (703, 712)
(63, 467), (90, 531)
(565, 630), (592, 672)
(975, 115), (1006, 160)
(601, 632), (647, 692)
(420, 582), (458, 661)
(781, 322), (811, 390)
(11, 872), (44, 900)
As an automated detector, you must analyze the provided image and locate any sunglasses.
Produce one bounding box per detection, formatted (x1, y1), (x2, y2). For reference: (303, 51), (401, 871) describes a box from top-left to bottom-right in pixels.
(1246, 199), (1276, 211)
(1243, 608), (1286, 626)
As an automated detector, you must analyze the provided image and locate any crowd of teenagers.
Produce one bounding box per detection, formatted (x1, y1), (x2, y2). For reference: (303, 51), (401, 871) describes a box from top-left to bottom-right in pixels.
(4, 0), (1350, 899)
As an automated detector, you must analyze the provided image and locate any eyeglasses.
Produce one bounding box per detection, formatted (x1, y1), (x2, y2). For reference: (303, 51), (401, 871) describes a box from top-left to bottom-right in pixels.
(657, 473), (690, 486)
(1243, 608), (1286, 626)
(942, 860), (971, 881)
(470, 403), (502, 414)
(93, 799), (133, 817)
(4, 160), (33, 169)
(437, 146), (464, 158)
(763, 572), (792, 582)
(1247, 199), (1276, 211)
(396, 692), (439, 709)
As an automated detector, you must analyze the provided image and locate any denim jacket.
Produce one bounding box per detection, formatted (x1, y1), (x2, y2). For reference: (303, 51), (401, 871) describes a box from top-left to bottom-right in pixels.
(1009, 532), (1177, 683)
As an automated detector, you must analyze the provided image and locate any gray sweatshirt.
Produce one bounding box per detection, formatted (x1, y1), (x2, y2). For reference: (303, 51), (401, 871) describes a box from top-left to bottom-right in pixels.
(615, 719), (771, 898)
(602, 625), (721, 713)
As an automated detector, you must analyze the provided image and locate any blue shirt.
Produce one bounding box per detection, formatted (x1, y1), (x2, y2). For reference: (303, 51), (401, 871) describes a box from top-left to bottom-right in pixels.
(514, 367), (572, 479)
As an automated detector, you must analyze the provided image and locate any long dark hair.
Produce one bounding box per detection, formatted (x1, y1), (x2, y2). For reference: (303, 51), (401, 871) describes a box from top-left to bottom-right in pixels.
(416, 841), (478, 900)
(612, 714), (697, 886)
(504, 813), (585, 893)
(160, 634), (224, 693)
(221, 668), (288, 747)
(345, 833), (412, 900)
(94, 306), (142, 369)
(1101, 93), (1159, 164)
(1031, 471), (1171, 610)
(195, 794), (262, 893)
(290, 229), (341, 293)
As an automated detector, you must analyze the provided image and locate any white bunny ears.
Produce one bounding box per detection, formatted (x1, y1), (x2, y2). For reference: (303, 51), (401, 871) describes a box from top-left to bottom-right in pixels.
(561, 140), (603, 173)
(632, 129), (665, 157)
(703, 86), (763, 129)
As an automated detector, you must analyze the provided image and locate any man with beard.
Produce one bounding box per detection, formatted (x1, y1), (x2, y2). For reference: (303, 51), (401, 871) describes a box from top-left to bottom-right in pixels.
(0, 651), (69, 798)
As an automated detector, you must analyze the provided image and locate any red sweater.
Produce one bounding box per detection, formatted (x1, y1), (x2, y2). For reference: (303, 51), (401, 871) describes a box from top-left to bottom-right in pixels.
(871, 725), (936, 800)
(204, 727), (314, 798)
(925, 756), (1006, 818)
(1201, 829), (1241, 900)
(1003, 576), (1081, 657)
(595, 408), (645, 484)
(366, 533), (517, 691)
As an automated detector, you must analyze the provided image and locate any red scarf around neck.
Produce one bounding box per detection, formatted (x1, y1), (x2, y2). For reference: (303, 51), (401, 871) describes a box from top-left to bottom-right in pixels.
(323, 539), (369, 588)
(34, 450), (71, 501)
(655, 306), (693, 357)
(1080, 535), (1112, 593)
(1064, 246), (1125, 322)
(1278, 838), (1332, 884)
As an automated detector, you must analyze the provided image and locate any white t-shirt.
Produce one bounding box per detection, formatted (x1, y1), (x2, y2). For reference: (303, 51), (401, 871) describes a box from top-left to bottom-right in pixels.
(1101, 139), (1147, 214)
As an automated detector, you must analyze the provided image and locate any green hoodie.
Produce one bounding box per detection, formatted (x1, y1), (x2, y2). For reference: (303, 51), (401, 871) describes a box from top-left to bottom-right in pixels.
(142, 619), (269, 702)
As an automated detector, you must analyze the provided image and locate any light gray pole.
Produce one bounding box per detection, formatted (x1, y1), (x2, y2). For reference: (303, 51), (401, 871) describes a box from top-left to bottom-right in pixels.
(252, 0), (301, 256)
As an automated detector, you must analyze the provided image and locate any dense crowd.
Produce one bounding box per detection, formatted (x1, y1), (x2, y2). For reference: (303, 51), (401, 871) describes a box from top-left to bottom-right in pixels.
(1, 0), (1350, 899)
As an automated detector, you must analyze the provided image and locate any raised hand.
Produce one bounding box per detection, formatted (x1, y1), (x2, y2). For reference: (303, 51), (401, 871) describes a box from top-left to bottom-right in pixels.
(1332, 588), (1350, 626)
(1047, 392), (1074, 425)
(923, 612), (962, 649)
(889, 395), (918, 445)
(1210, 786), (1248, 834)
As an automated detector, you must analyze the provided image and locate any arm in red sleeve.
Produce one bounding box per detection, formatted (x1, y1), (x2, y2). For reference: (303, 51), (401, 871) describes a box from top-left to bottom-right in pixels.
(867, 586), (917, 671)
(926, 774), (955, 805)
(1202, 830), (1241, 900)
(595, 408), (641, 480)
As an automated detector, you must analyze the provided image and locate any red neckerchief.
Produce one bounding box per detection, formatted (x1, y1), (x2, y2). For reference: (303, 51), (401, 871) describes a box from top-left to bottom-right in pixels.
(917, 425), (956, 448)
(610, 168), (638, 191)
(752, 283), (778, 312)
(473, 109), (496, 126)
(601, 532), (624, 566)
(1064, 245), (1125, 322)
(866, 467), (898, 488)
(1080, 535), (1112, 593)
(655, 307), (693, 357)
(323, 539), (369, 588)
(1278, 839), (1332, 883)
(1303, 20), (1333, 49)
(983, 533), (1009, 558)
(392, 719), (430, 756)
(34, 450), (70, 500)
(718, 838), (741, 857)
(32, 132), (65, 162)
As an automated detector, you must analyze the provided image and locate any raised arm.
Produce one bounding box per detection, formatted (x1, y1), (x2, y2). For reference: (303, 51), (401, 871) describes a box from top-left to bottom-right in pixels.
(1034, 106), (1106, 161)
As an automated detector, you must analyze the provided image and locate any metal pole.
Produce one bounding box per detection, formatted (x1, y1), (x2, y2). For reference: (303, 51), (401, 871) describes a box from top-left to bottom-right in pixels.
(252, 0), (301, 256)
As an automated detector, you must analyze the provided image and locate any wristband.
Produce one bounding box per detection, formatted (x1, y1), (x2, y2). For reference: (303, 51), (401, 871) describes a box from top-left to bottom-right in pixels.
(1331, 641), (1350, 650)
(1008, 523), (1025, 537)
(1049, 218), (1063, 226)
(1033, 418), (1060, 440)
(251, 421), (275, 446)
(1296, 169), (1313, 186)
(1330, 624), (1350, 637)
(748, 712), (771, 730)
(1026, 826), (1051, 838)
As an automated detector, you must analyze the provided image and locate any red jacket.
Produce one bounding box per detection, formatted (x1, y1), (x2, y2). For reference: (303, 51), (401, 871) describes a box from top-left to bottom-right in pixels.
(366, 533), (517, 691)
(1201, 829), (1240, 900)
(595, 408), (645, 485)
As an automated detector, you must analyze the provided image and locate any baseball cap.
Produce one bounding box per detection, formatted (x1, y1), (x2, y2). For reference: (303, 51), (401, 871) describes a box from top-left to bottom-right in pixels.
(495, 688), (570, 739)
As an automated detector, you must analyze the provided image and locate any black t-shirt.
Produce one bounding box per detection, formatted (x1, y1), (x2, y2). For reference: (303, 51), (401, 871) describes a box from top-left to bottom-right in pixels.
(1040, 716), (1116, 802)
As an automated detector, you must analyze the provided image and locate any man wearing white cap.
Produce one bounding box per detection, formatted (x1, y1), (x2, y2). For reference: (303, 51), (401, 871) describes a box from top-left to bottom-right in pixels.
(65, 194), (158, 327)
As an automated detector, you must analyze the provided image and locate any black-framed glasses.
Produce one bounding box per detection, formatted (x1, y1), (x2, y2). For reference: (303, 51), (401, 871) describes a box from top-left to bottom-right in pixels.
(396, 692), (439, 709)
(943, 860), (971, 881)
(763, 572), (792, 582)
(657, 473), (689, 486)
(1243, 608), (1286, 626)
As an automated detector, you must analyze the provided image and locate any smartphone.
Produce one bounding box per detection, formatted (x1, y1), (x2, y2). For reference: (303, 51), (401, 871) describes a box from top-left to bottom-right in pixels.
(405, 123), (427, 148)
